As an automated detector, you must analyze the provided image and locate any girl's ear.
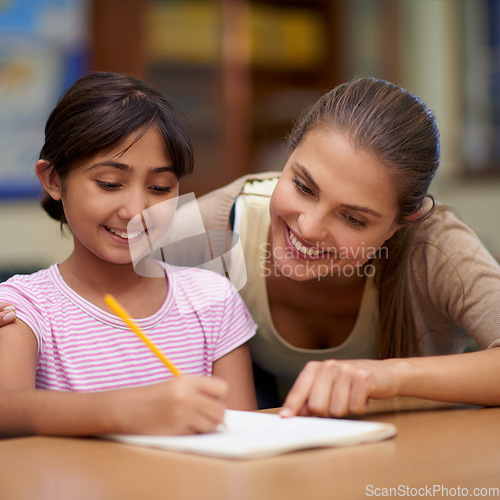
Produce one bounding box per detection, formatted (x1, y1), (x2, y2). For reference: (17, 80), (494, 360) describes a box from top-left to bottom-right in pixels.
(36, 160), (62, 200)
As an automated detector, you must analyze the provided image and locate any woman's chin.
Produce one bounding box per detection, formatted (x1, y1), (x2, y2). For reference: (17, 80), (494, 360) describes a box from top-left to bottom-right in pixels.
(272, 258), (322, 282)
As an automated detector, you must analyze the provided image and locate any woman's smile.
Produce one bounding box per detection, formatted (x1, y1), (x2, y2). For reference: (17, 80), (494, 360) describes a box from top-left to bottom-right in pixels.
(269, 128), (402, 281)
(286, 226), (330, 260)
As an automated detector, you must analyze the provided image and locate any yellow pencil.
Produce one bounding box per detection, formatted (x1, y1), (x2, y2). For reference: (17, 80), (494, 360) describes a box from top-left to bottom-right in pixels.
(104, 293), (182, 377)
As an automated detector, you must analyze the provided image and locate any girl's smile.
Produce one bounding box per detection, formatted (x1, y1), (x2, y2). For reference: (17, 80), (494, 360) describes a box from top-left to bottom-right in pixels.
(105, 226), (145, 241)
(39, 125), (179, 271)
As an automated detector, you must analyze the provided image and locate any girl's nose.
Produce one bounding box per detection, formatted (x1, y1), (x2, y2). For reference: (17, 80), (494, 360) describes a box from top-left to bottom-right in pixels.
(117, 189), (150, 221)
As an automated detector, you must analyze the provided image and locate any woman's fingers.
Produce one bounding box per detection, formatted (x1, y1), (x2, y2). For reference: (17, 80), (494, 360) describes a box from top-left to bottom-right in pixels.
(0, 304), (16, 324)
(348, 368), (372, 415)
(327, 364), (353, 417)
(281, 360), (379, 418)
(279, 361), (319, 417)
(308, 361), (341, 416)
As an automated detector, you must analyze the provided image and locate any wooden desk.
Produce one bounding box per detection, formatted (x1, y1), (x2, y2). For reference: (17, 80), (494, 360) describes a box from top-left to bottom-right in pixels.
(0, 398), (499, 500)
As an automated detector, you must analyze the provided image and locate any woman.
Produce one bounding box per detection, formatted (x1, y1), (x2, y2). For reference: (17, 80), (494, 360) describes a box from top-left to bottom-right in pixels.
(196, 77), (500, 416)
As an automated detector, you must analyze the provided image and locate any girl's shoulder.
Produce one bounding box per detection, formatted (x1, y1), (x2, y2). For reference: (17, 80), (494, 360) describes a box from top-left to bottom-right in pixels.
(164, 264), (245, 317)
(162, 262), (237, 297)
(0, 266), (59, 323)
(0, 266), (56, 294)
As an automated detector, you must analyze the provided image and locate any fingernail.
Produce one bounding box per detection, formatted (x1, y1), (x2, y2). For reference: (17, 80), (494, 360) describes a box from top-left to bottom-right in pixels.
(279, 408), (293, 418)
(3, 305), (15, 311)
(3, 312), (16, 322)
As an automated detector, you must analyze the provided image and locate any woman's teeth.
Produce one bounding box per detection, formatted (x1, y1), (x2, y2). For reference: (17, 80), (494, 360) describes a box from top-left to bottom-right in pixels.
(107, 227), (143, 240)
(289, 229), (325, 257)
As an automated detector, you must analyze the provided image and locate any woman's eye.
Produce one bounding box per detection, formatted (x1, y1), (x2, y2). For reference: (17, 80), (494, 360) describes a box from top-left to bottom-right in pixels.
(344, 214), (366, 229)
(293, 178), (315, 196)
(97, 181), (120, 190)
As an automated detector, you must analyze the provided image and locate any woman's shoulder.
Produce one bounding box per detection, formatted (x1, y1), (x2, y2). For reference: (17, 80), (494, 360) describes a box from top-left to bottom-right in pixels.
(241, 175), (279, 196)
(196, 172), (280, 230)
(413, 203), (483, 248)
(407, 203), (500, 352)
(408, 203), (499, 284)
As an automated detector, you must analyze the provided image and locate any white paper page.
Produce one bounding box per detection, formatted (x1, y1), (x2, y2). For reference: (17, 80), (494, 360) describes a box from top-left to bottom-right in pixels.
(106, 410), (396, 460)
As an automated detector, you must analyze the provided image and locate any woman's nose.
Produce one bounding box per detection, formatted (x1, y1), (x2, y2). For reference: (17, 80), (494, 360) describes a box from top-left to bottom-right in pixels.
(297, 210), (330, 245)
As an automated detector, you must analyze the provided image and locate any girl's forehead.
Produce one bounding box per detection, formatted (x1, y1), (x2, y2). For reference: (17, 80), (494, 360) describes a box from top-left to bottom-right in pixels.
(111, 126), (160, 155)
(78, 128), (172, 170)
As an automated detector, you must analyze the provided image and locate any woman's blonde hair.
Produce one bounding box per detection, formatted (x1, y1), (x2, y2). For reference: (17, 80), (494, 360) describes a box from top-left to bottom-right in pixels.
(287, 77), (440, 358)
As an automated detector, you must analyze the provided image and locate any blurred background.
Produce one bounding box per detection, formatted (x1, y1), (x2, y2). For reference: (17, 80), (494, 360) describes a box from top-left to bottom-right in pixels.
(0, 0), (499, 276)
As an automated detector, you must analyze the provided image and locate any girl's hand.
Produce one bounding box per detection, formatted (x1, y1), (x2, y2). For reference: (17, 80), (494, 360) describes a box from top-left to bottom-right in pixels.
(0, 304), (16, 325)
(110, 376), (229, 435)
(280, 359), (401, 418)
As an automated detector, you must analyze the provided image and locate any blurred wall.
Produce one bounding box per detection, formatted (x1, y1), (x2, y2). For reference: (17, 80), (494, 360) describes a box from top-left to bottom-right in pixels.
(1, 0), (499, 275)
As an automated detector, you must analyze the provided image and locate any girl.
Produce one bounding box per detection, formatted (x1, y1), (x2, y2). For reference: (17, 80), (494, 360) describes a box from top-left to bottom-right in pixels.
(196, 77), (500, 416)
(0, 72), (257, 437)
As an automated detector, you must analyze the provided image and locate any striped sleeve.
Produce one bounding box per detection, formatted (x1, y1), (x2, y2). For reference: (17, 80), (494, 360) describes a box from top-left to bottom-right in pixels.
(0, 279), (48, 355)
(170, 267), (257, 363)
(211, 279), (257, 361)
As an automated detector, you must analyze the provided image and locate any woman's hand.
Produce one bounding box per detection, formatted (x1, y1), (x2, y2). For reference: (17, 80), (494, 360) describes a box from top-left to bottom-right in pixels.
(109, 376), (229, 435)
(0, 304), (16, 325)
(280, 359), (401, 418)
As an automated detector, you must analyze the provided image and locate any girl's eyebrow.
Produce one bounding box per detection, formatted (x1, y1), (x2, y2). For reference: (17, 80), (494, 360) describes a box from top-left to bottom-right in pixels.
(86, 161), (175, 174)
(296, 163), (382, 219)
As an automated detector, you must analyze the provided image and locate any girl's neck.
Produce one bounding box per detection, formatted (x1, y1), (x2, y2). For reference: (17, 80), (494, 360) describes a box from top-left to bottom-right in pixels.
(58, 252), (168, 318)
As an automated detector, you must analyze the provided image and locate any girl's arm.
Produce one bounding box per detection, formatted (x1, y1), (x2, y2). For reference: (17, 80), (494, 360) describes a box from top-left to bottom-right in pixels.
(212, 342), (258, 411)
(280, 348), (500, 418)
(0, 319), (228, 437)
(0, 378), (229, 438)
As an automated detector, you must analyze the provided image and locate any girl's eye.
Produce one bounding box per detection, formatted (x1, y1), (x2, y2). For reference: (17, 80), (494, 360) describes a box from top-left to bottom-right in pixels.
(149, 186), (172, 193)
(343, 214), (366, 229)
(292, 178), (315, 196)
(97, 181), (120, 190)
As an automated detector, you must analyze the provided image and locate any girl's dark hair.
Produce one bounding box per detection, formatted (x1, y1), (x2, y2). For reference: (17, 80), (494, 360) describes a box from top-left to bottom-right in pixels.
(40, 71), (194, 223)
(287, 77), (440, 358)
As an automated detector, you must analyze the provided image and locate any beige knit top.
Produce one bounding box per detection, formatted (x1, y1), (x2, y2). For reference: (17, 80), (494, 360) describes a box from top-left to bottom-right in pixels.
(197, 172), (500, 394)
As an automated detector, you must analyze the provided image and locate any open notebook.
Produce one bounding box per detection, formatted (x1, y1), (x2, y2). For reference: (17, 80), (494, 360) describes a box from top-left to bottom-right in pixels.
(105, 410), (396, 460)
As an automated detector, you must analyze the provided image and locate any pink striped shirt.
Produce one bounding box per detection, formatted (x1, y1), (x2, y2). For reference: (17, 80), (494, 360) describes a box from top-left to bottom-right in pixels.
(0, 264), (256, 391)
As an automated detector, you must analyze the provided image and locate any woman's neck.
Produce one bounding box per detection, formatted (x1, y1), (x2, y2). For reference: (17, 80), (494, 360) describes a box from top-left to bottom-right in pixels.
(265, 267), (367, 349)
